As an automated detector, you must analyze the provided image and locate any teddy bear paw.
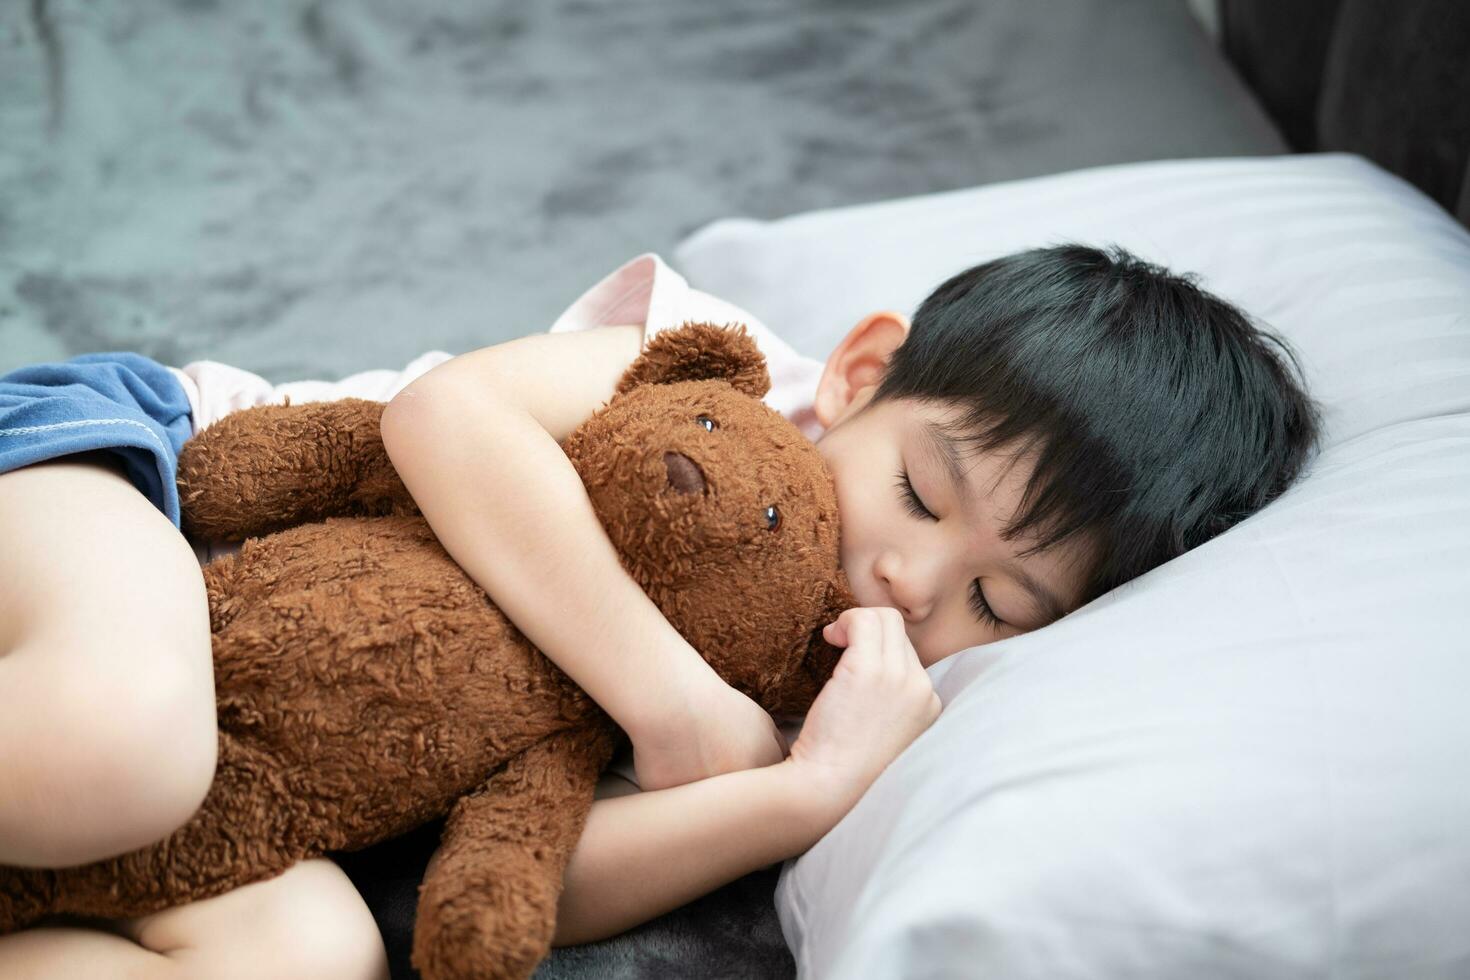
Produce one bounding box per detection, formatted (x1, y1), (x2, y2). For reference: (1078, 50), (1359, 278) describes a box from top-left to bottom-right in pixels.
(411, 877), (557, 980)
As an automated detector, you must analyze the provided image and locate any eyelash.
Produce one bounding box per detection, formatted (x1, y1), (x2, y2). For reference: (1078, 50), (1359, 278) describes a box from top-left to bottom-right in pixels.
(891, 467), (1004, 629)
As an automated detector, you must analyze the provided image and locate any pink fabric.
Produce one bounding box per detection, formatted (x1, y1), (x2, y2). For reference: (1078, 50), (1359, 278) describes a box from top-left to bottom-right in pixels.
(547, 253), (826, 440)
(166, 350), (455, 434)
(169, 252), (826, 440)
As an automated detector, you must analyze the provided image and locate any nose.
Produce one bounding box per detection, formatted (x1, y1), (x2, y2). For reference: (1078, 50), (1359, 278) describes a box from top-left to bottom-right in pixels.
(874, 552), (934, 622)
(663, 451), (706, 495)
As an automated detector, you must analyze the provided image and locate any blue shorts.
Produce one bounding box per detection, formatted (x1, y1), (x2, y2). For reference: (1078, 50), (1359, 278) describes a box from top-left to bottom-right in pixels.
(0, 353), (195, 528)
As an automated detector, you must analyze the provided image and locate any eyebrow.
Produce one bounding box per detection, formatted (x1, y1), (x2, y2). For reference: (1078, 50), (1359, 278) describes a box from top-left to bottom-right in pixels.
(920, 420), (1068, 627)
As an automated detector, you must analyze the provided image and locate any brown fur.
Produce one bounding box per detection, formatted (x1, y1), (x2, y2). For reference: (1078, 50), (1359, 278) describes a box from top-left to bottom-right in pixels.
(0, 322), (854, 980)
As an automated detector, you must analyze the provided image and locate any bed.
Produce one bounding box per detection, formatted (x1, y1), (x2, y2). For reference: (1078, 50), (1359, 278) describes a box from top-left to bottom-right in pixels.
(3, 2), (1466, 978)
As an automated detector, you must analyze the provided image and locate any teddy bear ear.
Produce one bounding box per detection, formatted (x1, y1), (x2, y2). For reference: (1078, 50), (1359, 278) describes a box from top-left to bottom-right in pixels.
(613, 321), (771, 400)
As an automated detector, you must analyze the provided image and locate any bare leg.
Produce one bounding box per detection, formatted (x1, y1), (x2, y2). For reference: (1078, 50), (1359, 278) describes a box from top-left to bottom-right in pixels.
(0, 859), (387, 980)
(2, 722), (324, 930)
(0, 453), (217, 867)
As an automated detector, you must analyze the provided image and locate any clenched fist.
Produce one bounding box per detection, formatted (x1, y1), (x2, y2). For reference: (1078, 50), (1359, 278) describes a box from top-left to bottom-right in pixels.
(788, 607), (943, 816)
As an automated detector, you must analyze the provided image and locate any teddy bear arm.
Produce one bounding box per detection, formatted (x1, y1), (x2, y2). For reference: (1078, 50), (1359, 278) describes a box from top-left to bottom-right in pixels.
(177, 398), (418, 540)
(411, 724), (617, 980)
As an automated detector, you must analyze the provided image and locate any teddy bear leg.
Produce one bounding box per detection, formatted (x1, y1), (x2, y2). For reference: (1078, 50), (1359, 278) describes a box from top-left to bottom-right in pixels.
(410, 725), (616, 980)
(177, 398), (417, 541)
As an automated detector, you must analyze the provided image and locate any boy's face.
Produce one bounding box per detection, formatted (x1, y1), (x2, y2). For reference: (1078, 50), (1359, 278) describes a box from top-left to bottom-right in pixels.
(813, 312), (1092, 668)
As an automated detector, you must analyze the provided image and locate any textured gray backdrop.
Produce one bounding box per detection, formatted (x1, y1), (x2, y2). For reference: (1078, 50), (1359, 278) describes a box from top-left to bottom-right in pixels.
(1, 0), (1281, 380)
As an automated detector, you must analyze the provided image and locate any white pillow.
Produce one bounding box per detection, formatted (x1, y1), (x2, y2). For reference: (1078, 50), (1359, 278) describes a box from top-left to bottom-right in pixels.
(674, 154), (1470, 980)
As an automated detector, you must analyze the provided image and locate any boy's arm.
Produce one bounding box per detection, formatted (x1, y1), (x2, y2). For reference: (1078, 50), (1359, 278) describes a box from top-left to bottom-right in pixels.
(555, 606), (942, 945)
(379, 327), (784, 789)
(554, 759), (832, 946)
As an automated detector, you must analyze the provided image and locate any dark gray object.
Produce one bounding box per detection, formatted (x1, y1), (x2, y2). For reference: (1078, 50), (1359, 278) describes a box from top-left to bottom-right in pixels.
(1221, 0), (1470, 227)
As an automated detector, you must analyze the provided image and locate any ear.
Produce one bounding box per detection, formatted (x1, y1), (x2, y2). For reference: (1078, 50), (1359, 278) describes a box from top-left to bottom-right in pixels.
(766, 572), (858, 715)
(614, 321), (771, 399)
(813, 311), (910, 429)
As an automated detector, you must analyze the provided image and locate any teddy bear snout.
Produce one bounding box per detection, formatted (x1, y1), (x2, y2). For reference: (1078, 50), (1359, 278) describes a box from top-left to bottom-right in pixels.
(663, 451), (706, 495)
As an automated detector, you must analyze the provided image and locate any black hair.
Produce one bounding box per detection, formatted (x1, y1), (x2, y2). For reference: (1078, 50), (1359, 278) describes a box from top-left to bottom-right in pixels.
(869, 243), (1325, 613)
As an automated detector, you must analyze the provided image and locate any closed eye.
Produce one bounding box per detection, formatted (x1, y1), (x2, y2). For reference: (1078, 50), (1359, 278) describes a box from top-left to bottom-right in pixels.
(894, 467), (1007, 629)
(893, 467), (935, 521)
(968, 580), (1002, 628)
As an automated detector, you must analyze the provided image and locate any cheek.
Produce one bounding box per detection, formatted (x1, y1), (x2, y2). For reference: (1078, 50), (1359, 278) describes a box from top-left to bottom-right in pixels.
(918, 616), (995, 667)
(831, 479), (862, 560)
(838, 449), (891, 520)
(833, 471), (888, 561)
(828, 462), (862, 529)
(914, 629), (961, 671)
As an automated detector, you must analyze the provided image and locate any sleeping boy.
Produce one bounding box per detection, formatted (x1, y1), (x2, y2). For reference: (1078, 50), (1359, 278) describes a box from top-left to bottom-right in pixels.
(0, 243), (1321, 974)
(377, 243), (1324, 944)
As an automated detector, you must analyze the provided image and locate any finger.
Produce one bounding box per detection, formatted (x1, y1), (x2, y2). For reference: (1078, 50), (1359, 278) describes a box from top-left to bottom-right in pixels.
(838, 608), (883, 670)
(877, 606), (909, 673)
(822, 619), (847, 647)
(828, 608), (869, 644)
(891, 612), (928, 675)
(872, 607), (910, 674)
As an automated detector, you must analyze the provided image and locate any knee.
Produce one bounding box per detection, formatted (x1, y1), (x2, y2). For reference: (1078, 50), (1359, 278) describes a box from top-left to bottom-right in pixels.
(1, 642), (218, 866)
(68, 660), (219, 842)
(250, 861), (389, 980)
(118, 703), (218, 833)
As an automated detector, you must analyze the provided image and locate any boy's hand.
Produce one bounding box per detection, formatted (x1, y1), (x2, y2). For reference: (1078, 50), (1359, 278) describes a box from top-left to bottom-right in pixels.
(788, 607), (943, 818)
(631, 677), (788, 791)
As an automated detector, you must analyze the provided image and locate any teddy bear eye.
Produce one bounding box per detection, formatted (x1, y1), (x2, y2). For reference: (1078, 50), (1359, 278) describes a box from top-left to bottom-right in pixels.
(765, 505), (782, 532)
(696, 415), (718, 432)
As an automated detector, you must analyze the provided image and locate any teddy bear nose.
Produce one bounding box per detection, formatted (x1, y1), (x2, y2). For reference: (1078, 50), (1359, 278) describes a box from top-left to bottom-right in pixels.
(663, 451), (706, 495)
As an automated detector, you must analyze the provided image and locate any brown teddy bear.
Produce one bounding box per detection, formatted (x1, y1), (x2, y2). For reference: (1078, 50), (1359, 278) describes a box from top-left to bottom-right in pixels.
(0, 322), (854, 980)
